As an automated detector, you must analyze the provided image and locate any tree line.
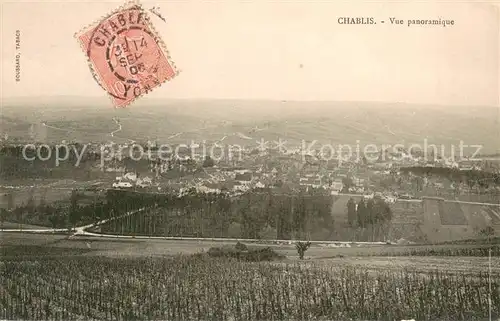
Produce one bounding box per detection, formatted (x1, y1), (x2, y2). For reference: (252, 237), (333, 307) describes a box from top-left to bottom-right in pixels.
(0, 191), (108, 229)
(346, 196), (393, 242)
(100, 189), (334, 240)
(3, 188), (396, 241)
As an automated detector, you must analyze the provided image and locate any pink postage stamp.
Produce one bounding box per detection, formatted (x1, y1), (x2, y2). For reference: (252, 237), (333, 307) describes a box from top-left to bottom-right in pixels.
(75, 1), (179, 108)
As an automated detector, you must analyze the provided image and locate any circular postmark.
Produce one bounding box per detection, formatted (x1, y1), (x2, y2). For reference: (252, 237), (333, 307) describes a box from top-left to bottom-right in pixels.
(85, 5), (163, 103)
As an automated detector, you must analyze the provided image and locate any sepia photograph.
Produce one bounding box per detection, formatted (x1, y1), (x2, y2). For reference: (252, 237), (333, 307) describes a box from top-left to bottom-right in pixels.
(1, 0), (499, 320)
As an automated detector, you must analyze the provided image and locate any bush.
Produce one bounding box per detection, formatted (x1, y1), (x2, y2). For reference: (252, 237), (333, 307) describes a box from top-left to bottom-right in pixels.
(234, 242), (248, 251)
(207, 244), (283, 262)
(479, 226), (495, 238)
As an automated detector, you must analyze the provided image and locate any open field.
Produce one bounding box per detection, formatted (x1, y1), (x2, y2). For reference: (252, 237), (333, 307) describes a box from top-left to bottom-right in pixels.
(2, 232), (499, 274)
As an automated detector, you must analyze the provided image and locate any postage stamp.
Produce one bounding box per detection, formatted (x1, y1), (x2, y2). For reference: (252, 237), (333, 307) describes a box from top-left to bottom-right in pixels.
(75, 1), (179, 108)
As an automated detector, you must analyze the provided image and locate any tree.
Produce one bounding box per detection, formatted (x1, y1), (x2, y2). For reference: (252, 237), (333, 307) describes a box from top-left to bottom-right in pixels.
(68, 189), (80, 231)
(48, 214), (59, 228)
(240, 195), (265, 239)
(38, 190), (47, 215)
(203, 156), (215, 168)
(14, 206), (23, 226)
(346, 198), (357, 228)
(276, 196), (292, 240)
(479, 226), (495, 241)
(295, 241), (311, 260)
(342, 176), (354, 192)
(0, 208), (7, 228)
(357, 198), (367, 228)
(371, 197), (392, 241)
(293, 194), (307, 238)
(6, 193), (13, 210)
(26, 189), (36, 215)
(366, 198), (374, 225)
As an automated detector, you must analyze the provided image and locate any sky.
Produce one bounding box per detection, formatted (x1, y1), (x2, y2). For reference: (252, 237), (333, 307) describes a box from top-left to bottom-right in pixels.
(1, 0), (499, 106)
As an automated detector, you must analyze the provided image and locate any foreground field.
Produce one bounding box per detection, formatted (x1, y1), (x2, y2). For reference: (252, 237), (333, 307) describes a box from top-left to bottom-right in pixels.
(1, 253), (498, 321)
(1, 232), (499, 320)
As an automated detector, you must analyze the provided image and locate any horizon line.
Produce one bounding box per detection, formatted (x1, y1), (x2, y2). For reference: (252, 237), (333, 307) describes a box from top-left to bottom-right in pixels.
(2, 96), (499, 109)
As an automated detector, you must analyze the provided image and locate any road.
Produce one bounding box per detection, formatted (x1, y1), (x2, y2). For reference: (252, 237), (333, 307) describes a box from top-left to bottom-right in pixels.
(0, 207), (146, 236)
(109, 117), (122, 137)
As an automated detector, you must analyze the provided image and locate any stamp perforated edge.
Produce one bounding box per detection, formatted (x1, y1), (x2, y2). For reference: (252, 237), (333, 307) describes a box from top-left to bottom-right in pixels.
(74, 0), (181, 108)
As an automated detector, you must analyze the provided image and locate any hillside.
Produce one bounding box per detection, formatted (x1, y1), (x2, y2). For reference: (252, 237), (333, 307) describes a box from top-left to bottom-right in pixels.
(1, 98), (499, 154)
